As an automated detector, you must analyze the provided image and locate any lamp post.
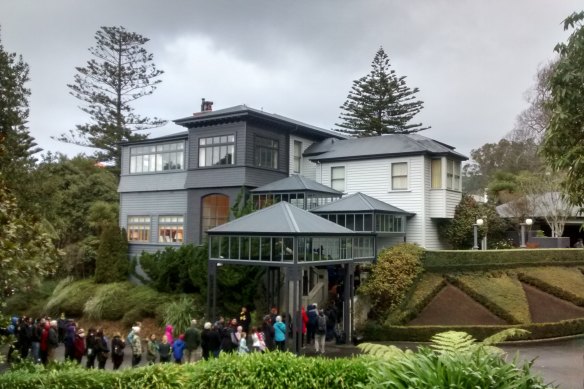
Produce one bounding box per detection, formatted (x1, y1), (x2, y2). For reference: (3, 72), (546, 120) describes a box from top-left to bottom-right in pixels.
(520, 218), (533, 248)
(473, 218), (484, 250)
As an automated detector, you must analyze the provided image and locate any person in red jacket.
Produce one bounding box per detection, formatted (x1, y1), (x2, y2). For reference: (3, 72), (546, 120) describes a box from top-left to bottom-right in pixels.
(301, 306), (308, 348)
(73, 329), (86, 364)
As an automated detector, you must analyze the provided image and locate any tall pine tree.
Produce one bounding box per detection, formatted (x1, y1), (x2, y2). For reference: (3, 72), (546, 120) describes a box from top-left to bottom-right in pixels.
(0, 31), (41, 195)
(56, 26), (166, 169)
(337, 47), (429, 137)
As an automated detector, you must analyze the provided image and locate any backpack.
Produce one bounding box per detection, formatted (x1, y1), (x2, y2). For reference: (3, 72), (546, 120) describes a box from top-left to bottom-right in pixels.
(317, 315), (326, 332)
(127, 330), (134, 347)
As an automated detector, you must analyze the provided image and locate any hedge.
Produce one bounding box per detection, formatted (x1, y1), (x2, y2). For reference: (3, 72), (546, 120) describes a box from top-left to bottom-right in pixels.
(362, 318), (584, 342)
(518, 267), (584, 306)
(0, 353), (371, 389)
(387, 272), (445, 325)
(424, 248), (584, 270)
(448, 272), (530, 324)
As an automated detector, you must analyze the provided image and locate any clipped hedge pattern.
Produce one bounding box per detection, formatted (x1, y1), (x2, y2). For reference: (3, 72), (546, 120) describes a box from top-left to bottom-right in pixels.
(363, 318), (584, 342)
(449, 272), (530, 324)
(424, 249), (584, 270)
(518, 267), (584, 306)
(0, 353), (371, 389)
(387, 272), (446, 325)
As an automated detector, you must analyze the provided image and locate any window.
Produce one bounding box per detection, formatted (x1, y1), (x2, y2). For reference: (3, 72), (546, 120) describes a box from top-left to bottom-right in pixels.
(127, 216), (150, 241)
(158, 216), (184, 243)
(199, 135), (235, 167)
(130, 142), (184, 173)
(447, 159), (461, 190)
(391, 162), (408, 190)
(331, 166), (345, 192)
(375, 214), (404, 233)
(201, 194), (230, 235)
(431, 159), (442, 189)
(293, 141), (302, 173)
(255, 136), (279, 169)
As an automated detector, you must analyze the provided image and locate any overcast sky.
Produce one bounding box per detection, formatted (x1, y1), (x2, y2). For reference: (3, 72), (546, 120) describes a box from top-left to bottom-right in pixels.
(1, 0), (580, 159)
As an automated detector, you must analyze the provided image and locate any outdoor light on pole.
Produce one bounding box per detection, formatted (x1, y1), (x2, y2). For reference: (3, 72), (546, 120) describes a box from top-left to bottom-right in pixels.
(520, 218), (533, 248)
(473, 218), (484, 250)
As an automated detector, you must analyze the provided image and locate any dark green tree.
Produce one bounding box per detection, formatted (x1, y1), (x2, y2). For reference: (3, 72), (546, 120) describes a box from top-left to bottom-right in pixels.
(94, 223), (128, 283)
(31, 154), (118, 248)
(439, 195), (509, 250)
(336, 47), (428, 137)
(56, 26), (165, 168)
(541, 11), (584, 206)
(0, 31), (41, 207)
(0, 176), (60, 297)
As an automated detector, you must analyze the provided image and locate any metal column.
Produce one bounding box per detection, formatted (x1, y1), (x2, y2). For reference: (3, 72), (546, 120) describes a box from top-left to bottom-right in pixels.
(207, 262), (217, 322)
(343, 262), (354, 344)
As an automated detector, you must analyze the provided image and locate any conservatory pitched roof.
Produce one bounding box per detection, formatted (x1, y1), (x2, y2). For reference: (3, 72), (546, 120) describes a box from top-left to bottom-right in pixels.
(250, 175), (343, 195)
(311, 192), (413, 215)
(207, 201), (357, 235)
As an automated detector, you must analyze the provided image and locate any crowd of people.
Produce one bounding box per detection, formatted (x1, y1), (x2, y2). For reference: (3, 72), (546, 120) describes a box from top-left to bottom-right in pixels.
(4, 303), (341, 368)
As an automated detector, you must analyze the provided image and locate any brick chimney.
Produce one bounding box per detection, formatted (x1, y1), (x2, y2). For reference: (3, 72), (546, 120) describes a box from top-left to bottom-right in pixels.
(200, 98), (213, 112)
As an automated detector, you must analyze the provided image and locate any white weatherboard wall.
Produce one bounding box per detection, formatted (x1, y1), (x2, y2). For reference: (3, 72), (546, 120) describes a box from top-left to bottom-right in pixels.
(317, 155), (443, 248)
(289, 135), (317, 180)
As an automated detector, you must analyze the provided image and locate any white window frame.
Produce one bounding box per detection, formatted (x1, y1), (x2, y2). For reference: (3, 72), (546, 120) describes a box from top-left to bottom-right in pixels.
(129, 142), (185, 174)
(293, 140), (302, 174)
(431, 158), (442, 189)
(198, 135), (235, 167)
(331, 166), (345, 192)
(446, 159), (461, 191)
(127, 216), (151, 242)
(158, 215), (184, 243)
(390, 162), (409, 191)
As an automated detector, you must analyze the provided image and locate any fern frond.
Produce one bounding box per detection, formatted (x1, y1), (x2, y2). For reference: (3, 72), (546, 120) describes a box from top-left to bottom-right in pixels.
(482, 329), (530, 346)
(357, 343), (405, 359)
(430, 331), (476, 354)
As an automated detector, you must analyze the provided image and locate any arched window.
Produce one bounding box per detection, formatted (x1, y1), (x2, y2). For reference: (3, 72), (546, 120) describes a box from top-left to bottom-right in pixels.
(201, 194), (230, 236)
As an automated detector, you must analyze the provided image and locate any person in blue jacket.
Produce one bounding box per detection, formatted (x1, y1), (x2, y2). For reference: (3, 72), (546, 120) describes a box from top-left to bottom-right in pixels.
(173, 334), (186, 363)
(273, 315), (287, 352)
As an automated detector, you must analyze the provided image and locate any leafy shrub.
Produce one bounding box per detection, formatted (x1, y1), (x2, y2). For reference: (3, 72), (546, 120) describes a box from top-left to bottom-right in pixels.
(358, 330), (547, 388)
(4, 279), (59, 317)
(387, 272), (445, 325)
(358, 243), (424, 320)
(83, 282), (133, 320)
(518, 266), (584, 305)
(44, 279), (101, 317)
(450, 272), (530, 324)
(162, 296), (203, 335)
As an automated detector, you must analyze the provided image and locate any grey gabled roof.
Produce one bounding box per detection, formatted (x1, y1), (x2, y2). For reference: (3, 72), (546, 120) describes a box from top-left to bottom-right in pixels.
(208, 201), (357, 235)
(250, 175), (343, 196)
(306, 133), (467, 162)
(311, 192), (413, 215)
(173, 105), (347, 140)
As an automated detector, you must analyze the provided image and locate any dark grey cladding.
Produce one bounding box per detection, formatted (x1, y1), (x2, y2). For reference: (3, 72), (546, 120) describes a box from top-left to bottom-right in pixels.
(174, 105), (347, 140)
(311, 192), (414, 215)
(208, 201), (357, 235)
(251, 174), (342, 195)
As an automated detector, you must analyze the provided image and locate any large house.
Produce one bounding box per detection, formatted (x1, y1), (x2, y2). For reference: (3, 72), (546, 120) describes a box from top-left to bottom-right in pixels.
(118, 103), (467, 257)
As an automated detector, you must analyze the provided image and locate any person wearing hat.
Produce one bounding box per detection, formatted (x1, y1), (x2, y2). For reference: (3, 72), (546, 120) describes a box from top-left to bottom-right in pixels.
(73, 328), (85, 364)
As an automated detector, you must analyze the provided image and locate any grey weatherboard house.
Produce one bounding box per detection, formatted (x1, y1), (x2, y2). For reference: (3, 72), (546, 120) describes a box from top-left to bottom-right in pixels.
(118, 102), (467, 347)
